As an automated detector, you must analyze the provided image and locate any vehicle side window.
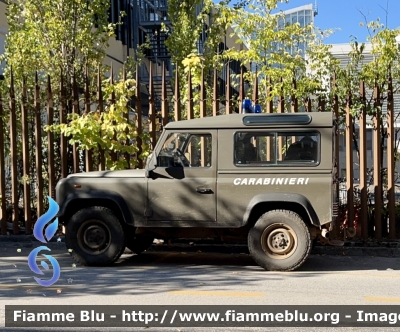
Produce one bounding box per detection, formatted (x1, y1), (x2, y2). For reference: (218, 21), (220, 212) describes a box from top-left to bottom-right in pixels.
(158, 133), (212, 167)
(234, 131), (320, 166)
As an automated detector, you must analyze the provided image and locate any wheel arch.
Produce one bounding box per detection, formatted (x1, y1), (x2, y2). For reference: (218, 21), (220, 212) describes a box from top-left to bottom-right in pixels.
(243, 193), (320, 228)
(58, 191), (133, 225)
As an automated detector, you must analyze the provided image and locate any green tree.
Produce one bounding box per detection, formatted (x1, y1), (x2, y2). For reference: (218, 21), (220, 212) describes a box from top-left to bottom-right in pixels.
(2, 0), (116, 89)
(163, 0), (238, 116)
(218, 0), (336, 109)
(0, 0), (142, 222)
(321, 16), (400, 232)
(46, 78), (141, 170)
(163, 0), (336, 114)
(333, 20), (400, 179)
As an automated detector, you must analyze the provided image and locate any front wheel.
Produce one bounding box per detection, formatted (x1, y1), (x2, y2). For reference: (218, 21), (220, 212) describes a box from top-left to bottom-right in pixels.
(65, 206), (125, 266)
(248, 210), (311, 271)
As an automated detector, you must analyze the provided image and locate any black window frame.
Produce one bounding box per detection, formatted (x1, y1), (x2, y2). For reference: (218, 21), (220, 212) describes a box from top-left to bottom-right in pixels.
(233, 130), (321, 167)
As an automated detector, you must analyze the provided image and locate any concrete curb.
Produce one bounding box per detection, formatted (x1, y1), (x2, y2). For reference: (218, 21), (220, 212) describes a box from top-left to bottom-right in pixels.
(1, 235), (400, 257)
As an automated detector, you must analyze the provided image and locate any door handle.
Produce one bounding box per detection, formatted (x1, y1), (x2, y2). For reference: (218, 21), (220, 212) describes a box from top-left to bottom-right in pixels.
(196, 188), (213, 194)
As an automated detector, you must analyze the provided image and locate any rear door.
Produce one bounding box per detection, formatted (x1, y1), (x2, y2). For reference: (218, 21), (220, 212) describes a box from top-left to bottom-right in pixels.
(216, 128), (333, 227)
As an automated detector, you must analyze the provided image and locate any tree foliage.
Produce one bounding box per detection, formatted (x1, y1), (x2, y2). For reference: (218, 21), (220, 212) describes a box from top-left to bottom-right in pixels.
(45, 78), (145, 170)
(2, 0), (146, 172)
(335, 21), (400, 116)
(0, 0), (143, 223)
(2, 0), (116, 88)
(164, 0), (337, 113)
(219, 0), (337, 106)
(333, 19), (400, 167)
(163, 0), (235, 116)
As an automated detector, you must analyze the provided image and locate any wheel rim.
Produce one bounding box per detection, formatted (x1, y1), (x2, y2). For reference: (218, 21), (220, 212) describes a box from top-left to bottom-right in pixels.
(77, 219), (111, 255)
(261, 223), (298, 260)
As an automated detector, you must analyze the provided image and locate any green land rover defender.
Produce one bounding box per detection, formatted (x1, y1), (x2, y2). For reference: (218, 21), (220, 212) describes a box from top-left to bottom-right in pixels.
(56, 112), (338, 271)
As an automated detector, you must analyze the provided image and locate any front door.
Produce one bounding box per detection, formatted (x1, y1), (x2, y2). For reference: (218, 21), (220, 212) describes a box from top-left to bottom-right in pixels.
(147, 130), (217, 225)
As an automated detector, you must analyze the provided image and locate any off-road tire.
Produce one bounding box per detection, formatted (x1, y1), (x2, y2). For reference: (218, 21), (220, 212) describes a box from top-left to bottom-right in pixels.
(126, 236), (155, 254)
(65, 206), (125, 266)
(248, 209), (311, 271)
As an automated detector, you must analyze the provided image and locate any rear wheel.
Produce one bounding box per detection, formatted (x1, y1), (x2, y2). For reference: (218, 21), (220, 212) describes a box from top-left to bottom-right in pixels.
(65, 206), (125, 266)
(248, 209), (311, 271)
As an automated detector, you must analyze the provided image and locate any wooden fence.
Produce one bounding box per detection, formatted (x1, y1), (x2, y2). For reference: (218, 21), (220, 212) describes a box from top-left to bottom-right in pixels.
(0, 63), (398, 240)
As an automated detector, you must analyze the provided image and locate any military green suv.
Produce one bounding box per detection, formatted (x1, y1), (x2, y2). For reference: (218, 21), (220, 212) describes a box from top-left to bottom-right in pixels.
(56, 112), (337, 271)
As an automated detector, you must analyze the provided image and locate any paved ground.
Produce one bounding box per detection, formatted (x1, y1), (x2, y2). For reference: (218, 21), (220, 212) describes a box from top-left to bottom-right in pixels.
(0, 243), (400, 331)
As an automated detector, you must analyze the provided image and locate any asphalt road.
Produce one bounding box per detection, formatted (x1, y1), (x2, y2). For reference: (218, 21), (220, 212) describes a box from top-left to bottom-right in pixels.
(1, 243), (400, 331)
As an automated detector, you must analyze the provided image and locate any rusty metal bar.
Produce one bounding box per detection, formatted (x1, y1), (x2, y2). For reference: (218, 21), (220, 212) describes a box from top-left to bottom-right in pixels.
(97, 67), (105, 171)
(213, 68), (219, 117)
(109, 64), (118, 162)
(200, 67), (206, 118)
(387, 73), (396, 239)
(318, 96), (325, 112)
(84, 66), (93, 171)
(135, 64), (143, 168)
(59, 73), (68, 179)
(187, 70), (195, 163)
(72, 71), (80, 173)
(0, 94), (6, 235)
(359, 81), (368, 240)
(277, 79), (284, 114)
(47, 76), (55, 198)
(266, 77), (273, 113)
(277, 78), (284, 161)
(123, 66), (131, 169)
(239, 66), (244, 114)
(291, 79), (298, 142)
(187, 70), (194, 120)
(333, 73), (340, 177)
(266, 78), (273, 161)
(373, 82), (382, 239)
(291, 79), (298, 113)
(345, 92), (354, 238)
(252, 71), (259, 107)
(21, 77), (31, 233)
(174, 67), (181, 122)
(161, 62), (169, 128)
(148, 65), (157, 149)
(332, 73), (340, 239)
(252, 71), (260, 153)
(9, 69), (19, 234)
(305, 98), (312, 112)
(200, 67), (207, 166)
(35, 72), (44, 218)
(225, 62), (232, 114)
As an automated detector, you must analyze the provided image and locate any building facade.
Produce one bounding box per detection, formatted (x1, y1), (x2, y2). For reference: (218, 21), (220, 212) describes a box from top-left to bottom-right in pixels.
(247, 2), (318, 74)
(279, 3), (318, 56)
